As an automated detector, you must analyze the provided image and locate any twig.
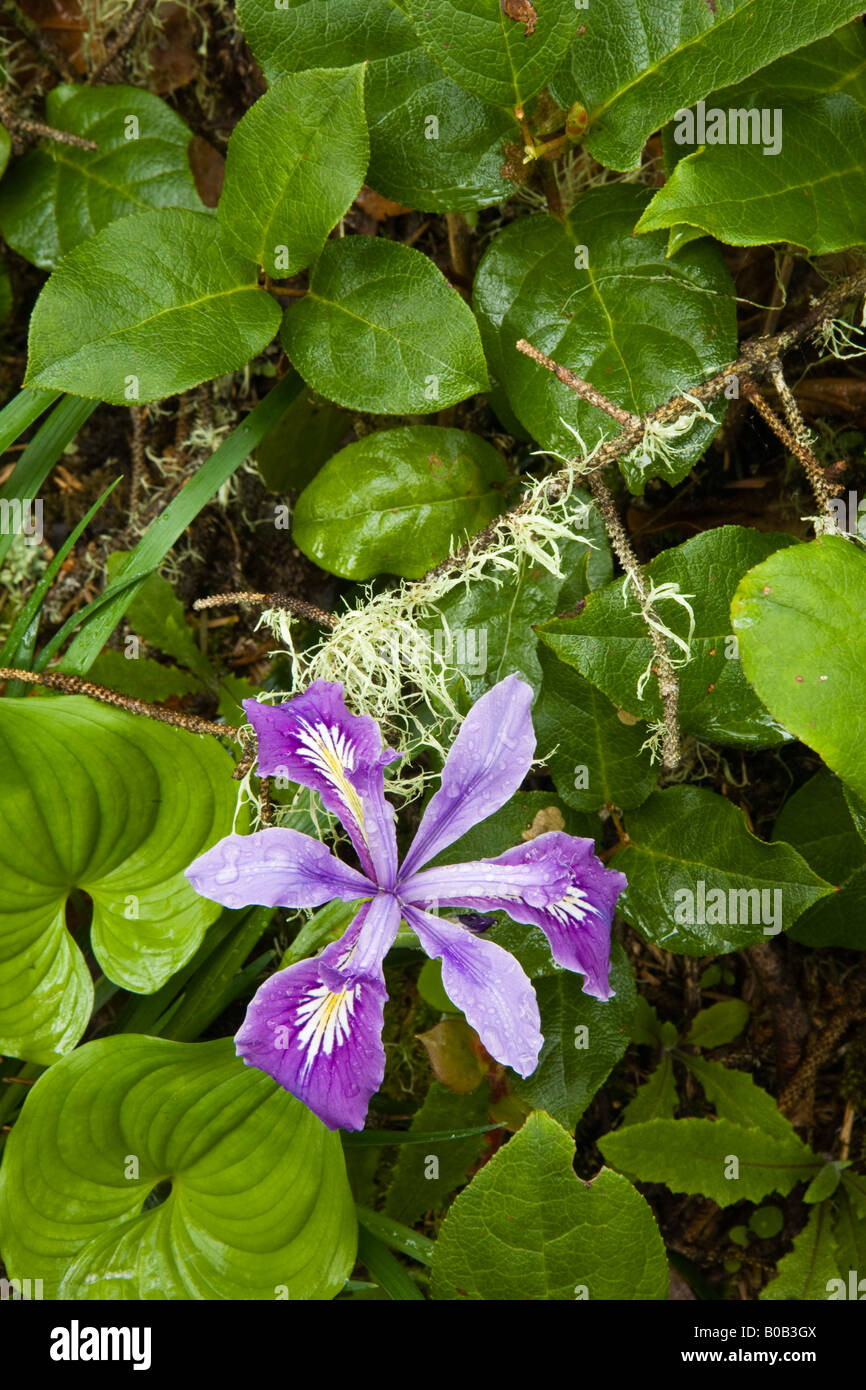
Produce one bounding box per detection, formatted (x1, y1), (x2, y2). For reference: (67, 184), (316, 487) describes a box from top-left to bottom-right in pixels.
(743, 379), (838, 517)
(0, 668), (238, 740)
(88, 0), (156, 83)
(129, 405), (147, 521)
(516, 340), (639, 427)
(5, 1), (77, 83)
(194, 591), (338, 628)
(0, 90), (98, 153)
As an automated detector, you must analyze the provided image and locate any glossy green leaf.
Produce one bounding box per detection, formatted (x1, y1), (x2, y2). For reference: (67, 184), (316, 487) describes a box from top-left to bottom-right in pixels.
(0, 697), (237, 1064)
(615, 786), (833, 954)
(237, 0), (514, 211)
(0, 1035), (356, 1299)
(431, 1111), (668, 1299)
(549, 1), (864, 172)
(636, 26), (866, 254)
(733, 536), (866, 800)
(419, 522), (612, 704)
(293, 426), (507, 579)
(540, 527), (797, 747)
(406, 0), (582, 108)
(385, 1082), (491, 1225)
(25, 209), (281, 404)
(219, 66), (368, 277)
(0, 84), (205, 270)
(760, 1204), (838, 1301)
(282, 236), (487, 413)
(600, 1116), (821, 1206)
(684, 1000), (749, 1048)
(473, 185), (736, 492)
(535, 645), (657, 812)
(513, 944), (637, 1128)
(772, 772), (866, 949)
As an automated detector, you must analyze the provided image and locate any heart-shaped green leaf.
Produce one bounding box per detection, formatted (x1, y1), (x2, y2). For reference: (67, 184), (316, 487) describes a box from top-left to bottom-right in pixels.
(540, 527), (797, 747)
(0, 697), (237, 1064)
(293, 425), (506, 579)
(0, 1035), (356, 1299)
(473, 184), (736, 492)
(431, 1111), (668, 1299)
(406, 0), (583, 109)
(25, 208), (281, 404)
(281, 235), (488, 413)
(237, 0), (514, 212)
(0, 84), (205, 270)
(219, 66), (368, 277)
(732, 536), (866, 800)
(616, 786), (833, 954)
(636, 26), (866, 254)
(549, 1), (864, 172)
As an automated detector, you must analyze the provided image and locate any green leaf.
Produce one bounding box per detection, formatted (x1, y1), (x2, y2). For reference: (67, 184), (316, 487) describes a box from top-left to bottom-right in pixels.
(293, 426), (507, 579)
(236, 0), (514, 212)
(540, 527), (798, 746)
(473, 185), (736, 493)
(733, 536), (866, 800)
(748, 1205), (784, 1239)
(834, 1191), (866, 1278)
(684, 1000), (749, 1048)
(281, 236), (488, 413)
(615, 785), (833, 954)
(431, 1111), (668, 1299)
(356, 1227), (424, 1299)
(25, 209), (281, 404)
(256, 390), (348, 493)
(406, 0), (582, 108)
(0, 84), (205, 270)
(621, 1056), (678, 1127)
(535, 645), (656, 813)
(772, 771), (866, 949)
(600, 1117), (821, 1206)
(419, 522), (612, 704)
(0, 697), (237, 1063)
(804, 1162), (843, 1206)
(385, 1082), (491, 1225)
(0, 123), (10, 181)
(112, 560), (213, 686)
(681, 1056), (794, 1141)
(549, 0), (864, 173)
(219, 66), (368, 277)
(87, 650), (203, 703)
(636, 25), (866, 254)
(760, 1204), (838, 1301)
(0, 1035), (356, 1299)
(513, 944), (636, 1128)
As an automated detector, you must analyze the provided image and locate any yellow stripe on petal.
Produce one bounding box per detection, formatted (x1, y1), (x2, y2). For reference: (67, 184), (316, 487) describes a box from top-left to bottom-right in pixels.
(295, 716), (367, 835)
(295, 980), (358, 1076)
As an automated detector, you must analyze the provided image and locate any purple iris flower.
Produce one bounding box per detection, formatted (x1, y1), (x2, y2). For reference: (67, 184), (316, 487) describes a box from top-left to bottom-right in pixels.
(185, 675), (626, 1131)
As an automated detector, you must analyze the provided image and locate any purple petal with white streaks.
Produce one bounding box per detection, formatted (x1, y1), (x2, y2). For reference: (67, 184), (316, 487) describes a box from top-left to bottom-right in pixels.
(185, 828), (373, 911)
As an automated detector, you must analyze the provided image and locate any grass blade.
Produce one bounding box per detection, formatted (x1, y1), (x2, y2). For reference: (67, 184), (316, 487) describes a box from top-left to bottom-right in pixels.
(0, 387), (59, 455)
(0, 394), (98, 565)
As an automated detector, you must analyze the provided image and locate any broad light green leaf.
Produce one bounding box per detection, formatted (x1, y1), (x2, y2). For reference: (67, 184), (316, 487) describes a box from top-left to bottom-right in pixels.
(513, 944), (637, 1128)
(431, 1111), (668, 1299)
(682, 1056), (795, 1142)
(293, 426), (507, 579)
(0, 84), (205, 271)
(0, 697), (236, 1064)
(219, 66), (368, 277)
(550, 1), (864, 173)
(420, 522), (612, 704)
(385, 1082), (491, 1226)
(733, 536), (866, 800)
(535, 645), (657, 813)
(0, 1035), (356, 1299)
(25, 209), (280, 404)
(540, 527), (796, 746)
(473, 185), (736, 493)
(684, 999), (749, 1048)
(406, 0), (581, 108)
(636, 25), (866, 254)
(282, 236), (488, 413)
(237, 0), (514, 211)
(600, 1116), (821, 1206)
(760, 1205), (838, 1301)
(615, 786), (833, 954)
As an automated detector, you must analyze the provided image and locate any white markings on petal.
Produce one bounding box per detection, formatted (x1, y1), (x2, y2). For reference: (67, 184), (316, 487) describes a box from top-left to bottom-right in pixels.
(292, 978), (360, 1078)
(547, 883), (602, 928)
(294, 716), (366, 833)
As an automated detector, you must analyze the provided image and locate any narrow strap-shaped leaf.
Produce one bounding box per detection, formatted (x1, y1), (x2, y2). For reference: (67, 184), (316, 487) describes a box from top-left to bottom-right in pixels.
(356, 1227), (425, 1300)
(355, 1205), (435, 1266)
(0, 387), (58, 454)
(0, 394), (97, 565)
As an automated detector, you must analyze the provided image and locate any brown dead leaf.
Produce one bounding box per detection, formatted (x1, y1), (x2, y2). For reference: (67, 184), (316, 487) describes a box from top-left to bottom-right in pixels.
(189, 135), (225, 208)
(522, 806), (565, 840)
(501, 0), (537, 37)
(355, 186), (412, 220)
(416, 1019), (490, 1094)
